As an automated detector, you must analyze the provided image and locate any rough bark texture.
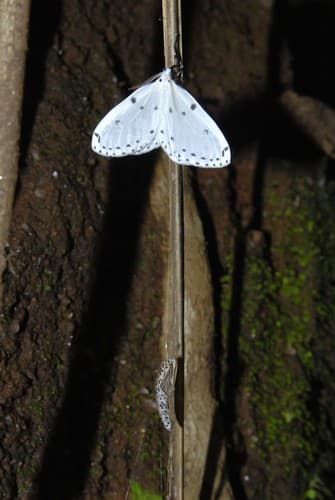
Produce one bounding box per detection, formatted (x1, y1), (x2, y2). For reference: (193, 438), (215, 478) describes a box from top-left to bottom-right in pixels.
(2, 0), (335, 498)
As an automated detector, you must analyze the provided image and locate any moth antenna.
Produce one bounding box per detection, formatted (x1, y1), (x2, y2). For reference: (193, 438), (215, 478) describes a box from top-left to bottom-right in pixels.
(129, 71), (163, 90)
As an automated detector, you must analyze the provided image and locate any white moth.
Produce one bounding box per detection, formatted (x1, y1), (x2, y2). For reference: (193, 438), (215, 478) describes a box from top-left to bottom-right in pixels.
(155, 357), (177, 431)
(91, 68), (231, 168)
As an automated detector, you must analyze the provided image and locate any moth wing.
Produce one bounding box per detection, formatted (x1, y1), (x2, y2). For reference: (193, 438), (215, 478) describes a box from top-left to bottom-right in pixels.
(161, 82), (231, 168)
(91, 81), (162, 157)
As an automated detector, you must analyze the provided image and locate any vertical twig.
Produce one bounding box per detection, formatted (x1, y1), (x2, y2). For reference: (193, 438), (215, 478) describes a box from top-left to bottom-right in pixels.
(161, 0), (184, 498)
(0, 0), (31, 302)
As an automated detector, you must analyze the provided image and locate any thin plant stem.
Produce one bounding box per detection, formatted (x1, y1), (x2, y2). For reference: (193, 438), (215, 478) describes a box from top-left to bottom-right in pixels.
(0, 0), (31, 304)
(161, 0), (184, 498)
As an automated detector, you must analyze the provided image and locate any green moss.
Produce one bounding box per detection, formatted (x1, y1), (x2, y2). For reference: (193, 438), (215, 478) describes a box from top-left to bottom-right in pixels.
(129, 480), (161, 500)
(240, 252), (315, 470)
(221, 177), (335, 493)
(28, 395), (44, 417)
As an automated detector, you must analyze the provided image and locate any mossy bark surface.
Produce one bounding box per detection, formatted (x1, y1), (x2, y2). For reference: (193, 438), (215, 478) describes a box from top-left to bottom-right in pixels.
(1, 0), (335, 498)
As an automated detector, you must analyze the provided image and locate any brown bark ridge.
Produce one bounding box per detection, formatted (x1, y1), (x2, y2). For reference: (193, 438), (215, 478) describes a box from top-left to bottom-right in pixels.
(281, 90), (335, 159)
(150, 158), (233, 499)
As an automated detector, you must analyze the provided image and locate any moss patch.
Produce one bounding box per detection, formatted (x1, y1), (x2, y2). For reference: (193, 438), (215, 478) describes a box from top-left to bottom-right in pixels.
(222, 173), (335, 497)
(129, 480), (161, 500)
